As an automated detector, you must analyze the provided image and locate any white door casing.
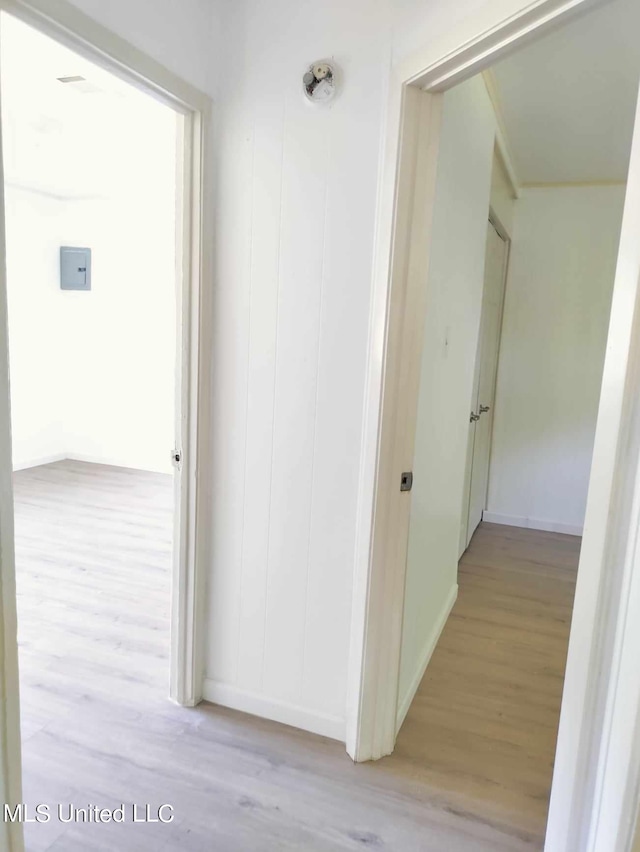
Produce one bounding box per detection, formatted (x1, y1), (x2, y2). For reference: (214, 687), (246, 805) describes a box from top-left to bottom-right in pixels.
(0, 4), (212, 846)
(0, 44), (24, 848)
(1, 0), (212, 710)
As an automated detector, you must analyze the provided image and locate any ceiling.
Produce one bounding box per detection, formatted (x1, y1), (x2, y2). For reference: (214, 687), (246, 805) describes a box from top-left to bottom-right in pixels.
(4, 1), (639, 194)
(490, 0), (640, 185)
(0, 13), (175, 200)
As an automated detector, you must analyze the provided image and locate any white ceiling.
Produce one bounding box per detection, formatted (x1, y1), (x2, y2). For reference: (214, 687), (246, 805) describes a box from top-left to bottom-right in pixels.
(0, 13), (175, 200)
(4, 1), (639, 193)
(490, 0), (640, 185)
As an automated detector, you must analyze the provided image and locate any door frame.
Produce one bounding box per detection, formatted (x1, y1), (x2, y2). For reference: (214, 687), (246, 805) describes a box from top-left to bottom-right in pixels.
(346, 0), (640, 849)
(0, 0), (212, 817)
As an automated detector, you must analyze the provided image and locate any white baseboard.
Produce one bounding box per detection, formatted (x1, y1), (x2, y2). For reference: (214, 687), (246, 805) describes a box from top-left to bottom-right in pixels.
(202, 679), (345, 742)
(12, 452), (66, 471)
(482, 511), (583, 537)
(13, 452), (172, 475)
(66, 453), (173, 475)
(395, 583), (458, 734)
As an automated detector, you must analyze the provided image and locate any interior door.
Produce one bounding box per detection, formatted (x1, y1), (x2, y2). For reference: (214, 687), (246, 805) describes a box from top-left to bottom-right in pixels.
(463, 219), (509, 547)
(459, 297), (484, 555)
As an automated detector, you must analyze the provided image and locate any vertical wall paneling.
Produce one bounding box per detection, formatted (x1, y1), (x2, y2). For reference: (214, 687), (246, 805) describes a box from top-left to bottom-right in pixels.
(204, 0), (391, 735)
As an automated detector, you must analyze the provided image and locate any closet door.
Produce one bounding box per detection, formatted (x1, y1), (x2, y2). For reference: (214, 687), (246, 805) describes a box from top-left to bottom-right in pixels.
(465, 220), (509, 546)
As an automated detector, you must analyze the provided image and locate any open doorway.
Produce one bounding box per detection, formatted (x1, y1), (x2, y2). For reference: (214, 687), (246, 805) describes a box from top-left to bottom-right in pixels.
(352, 0), (640, 846)
(399, 1), (634, 841)
(0, 11), (203, 848)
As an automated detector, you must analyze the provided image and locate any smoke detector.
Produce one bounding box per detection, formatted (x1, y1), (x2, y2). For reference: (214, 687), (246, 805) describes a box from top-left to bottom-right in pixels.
(303, 61), (338, 104)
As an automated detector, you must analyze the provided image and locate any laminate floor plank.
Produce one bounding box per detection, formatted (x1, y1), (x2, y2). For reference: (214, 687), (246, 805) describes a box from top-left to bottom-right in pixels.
(13, 463), (577, 851)
(392, 522), (579, 845)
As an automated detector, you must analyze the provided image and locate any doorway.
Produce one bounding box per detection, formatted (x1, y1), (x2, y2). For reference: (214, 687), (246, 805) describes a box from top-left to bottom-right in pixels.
(1, 10), (180, 830)
(0, 6), (209, 844)
(348, 0), (640, 847)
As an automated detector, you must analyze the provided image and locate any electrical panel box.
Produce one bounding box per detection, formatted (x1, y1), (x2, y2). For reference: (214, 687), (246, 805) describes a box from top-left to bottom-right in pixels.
(60, 246), (91, 291)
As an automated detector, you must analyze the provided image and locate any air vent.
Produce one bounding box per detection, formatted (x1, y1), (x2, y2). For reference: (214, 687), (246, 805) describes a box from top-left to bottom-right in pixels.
(56, 75), (102, 95)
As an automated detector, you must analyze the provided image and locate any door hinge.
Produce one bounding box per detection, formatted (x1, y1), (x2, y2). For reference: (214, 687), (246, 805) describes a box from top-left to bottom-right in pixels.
(400, 471), (413, 492)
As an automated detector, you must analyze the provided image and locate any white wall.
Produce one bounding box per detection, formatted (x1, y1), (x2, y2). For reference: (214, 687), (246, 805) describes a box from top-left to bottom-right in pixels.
(66, 0), (220, 95)
(57, 108), (177, 473)
(5, 188), (67, 467)
(203, 0), (393, 738)
(397, 76), (497, 723)
(5, 30), (178, 474)
(485, 185), (625, 534)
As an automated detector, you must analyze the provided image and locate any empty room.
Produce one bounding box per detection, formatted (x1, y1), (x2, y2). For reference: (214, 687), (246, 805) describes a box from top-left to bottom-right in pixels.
(1, 13), (183, 850)
(1, 0), (640, 851)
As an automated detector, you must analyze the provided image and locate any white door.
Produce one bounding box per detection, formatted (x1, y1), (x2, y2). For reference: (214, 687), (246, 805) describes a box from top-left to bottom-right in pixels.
(462, 219), (509, 548)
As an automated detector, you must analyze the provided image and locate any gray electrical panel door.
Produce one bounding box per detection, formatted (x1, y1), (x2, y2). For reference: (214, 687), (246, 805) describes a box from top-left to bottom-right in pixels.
(60, 246), (91, 290)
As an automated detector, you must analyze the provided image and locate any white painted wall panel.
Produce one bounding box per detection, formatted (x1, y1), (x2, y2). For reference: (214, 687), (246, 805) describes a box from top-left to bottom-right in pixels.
(205, 0), (391, 734)
(235, 97), (285, 694)
(207, 77), (252, 689)
(300, 101), (381, 716)
(66, 0), (220, 95)
(486, 185), (625, 532)
(261, 104), (329, 703)
(397, 76), (497, 714)
(390, 0), (486, 64)
(5, 189), (67, 468)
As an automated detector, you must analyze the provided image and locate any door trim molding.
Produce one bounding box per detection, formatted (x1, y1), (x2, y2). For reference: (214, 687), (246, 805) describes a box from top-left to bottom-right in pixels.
(0, 108), (23, 852)
(0, 0), (212, 752)
(346, 1), (640, 851)
(1, 0), (209, 112)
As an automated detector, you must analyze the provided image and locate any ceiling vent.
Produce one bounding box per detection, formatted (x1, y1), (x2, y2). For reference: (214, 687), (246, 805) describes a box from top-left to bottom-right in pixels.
(56, 75), (102, 95)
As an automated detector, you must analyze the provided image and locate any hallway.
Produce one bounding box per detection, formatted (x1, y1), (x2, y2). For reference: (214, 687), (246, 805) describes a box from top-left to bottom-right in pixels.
(13, 464), (577, 851)
(394, 522), (579, 845)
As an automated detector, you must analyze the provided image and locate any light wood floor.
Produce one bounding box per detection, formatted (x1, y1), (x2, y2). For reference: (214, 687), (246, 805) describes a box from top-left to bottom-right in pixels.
(394, 522), (579, 846)
(14, 462), (578, 851)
